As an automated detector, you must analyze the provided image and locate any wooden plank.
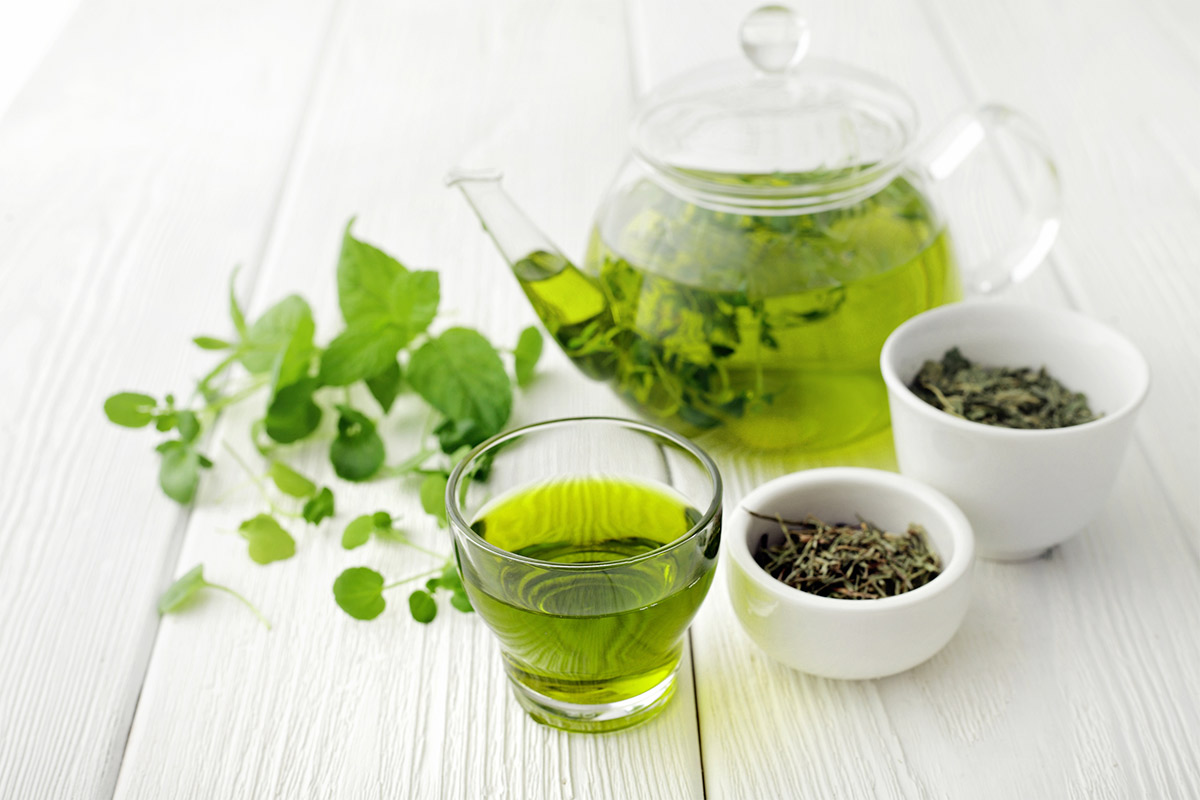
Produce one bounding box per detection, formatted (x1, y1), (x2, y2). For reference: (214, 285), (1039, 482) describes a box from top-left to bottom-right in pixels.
(0, 0), (79, 120)
(629, 0), (1200, 797)
(918, 0), (1200, 519)
(0, 1), (338, 797)
(113, 2), (705, 798)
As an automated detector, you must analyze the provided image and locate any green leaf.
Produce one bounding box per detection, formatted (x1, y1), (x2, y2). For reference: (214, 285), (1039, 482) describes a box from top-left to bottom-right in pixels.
(272, 313), (316, 391)
(365, 360), (402, 414)
(320, 266), (436, 387)
(433, 417), (481, 454)
(425, 561), (465, 595)
(176, 411), (201, 443)
(264, 378), (322, 444)
(330, 405), (385, 481)
(239, 295), (313, 375)
(341, 514), (376, 550)
(301, 487), (335, 525)
(158, 563), (271, 628)
(268, 461), (316, 498)
(437, 562), (464, 593)
(157, 564), (207, 614)
(386, 269), (439, 340)
(406, 328), (512, 448)
(338, 220), (407, 325)
(157, 441), (209, 504)
(450, 590), (474, 613)
(333, 566), (386, 620)
(229, 267), (248, 339)
(419, 473), (449, 527)
(193, 336), (233, 350)
(238, 514), (296, 564)
(408, 589), (437, 623)
(372, 510), (392, 528)
(514, 326), (544, 388)
(317, 321), (405, 387)
(104, 392), (157, 428)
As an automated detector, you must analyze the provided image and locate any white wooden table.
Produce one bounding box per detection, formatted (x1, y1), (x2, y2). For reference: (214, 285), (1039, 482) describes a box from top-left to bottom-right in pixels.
(2, 1), (1197, 797)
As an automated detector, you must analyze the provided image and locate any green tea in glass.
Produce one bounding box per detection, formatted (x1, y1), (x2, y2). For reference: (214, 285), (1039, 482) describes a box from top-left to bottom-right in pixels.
(446, 417), (722, 733)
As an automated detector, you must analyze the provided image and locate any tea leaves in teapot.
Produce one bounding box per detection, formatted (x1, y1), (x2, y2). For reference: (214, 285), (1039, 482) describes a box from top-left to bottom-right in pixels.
(909, 347), (1099, 429)
(514, 175), (960, 451)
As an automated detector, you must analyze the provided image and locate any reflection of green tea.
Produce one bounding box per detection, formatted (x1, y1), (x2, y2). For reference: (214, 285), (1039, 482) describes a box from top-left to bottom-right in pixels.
(516, 176), (960, 451)
(462, 477), (715, 710)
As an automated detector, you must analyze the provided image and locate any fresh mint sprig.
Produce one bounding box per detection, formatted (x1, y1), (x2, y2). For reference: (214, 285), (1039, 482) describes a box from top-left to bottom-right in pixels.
(104, 219), (543, 626)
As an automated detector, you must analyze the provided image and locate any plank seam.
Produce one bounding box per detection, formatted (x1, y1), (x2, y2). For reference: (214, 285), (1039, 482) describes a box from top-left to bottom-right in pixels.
(632, 2), (707, 791)
(104, 2), (349, 796)
(686, 632), (708, 800)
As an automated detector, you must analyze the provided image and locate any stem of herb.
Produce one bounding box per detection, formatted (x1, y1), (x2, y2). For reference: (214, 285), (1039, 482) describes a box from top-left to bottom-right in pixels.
(382, 566), (443, 592)
(195, 351), (241, 401)
(372, 447), (438, 480)
(205, 376), (270, 415)
(221, 442), (300, 518)
(208, 583), (272, 629)
(223, 441), (269, 495)
(404, 540), (445, 560)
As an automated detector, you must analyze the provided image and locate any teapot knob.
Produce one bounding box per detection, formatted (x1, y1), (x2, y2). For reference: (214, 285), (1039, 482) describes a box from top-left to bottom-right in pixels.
(740, 5), (810, 74)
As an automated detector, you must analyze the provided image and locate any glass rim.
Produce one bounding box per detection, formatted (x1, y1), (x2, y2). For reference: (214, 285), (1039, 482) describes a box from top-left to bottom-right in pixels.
(445, 416), (724, 571)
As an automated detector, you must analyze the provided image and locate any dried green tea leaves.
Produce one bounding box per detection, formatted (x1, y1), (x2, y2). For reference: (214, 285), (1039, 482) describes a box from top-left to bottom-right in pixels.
(909, 347), (1099, 430)
(751, 513), (942, 600)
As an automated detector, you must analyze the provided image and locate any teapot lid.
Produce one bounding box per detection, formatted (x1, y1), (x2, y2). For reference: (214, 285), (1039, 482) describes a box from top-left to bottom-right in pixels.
(632, 5), (918, 211)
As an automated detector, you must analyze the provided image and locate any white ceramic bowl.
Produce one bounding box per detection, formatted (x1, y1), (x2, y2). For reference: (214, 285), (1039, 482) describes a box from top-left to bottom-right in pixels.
(727, 468), (975, 680)
(881, 301), (1150, 561)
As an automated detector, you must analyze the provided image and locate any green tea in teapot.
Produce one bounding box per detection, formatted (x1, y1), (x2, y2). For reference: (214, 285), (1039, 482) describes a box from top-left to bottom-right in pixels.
(515, 175), (960, 451)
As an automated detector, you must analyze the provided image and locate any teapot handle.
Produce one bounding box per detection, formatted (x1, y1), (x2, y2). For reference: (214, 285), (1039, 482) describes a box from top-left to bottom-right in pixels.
(913, 104), (1061, 295)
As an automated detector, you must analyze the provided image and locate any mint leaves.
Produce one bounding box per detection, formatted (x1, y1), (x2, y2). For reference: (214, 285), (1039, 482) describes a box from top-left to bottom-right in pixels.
(239, 514), (296, 565)
(330, 406), (386, 481)
(514, 326), (544, 388)
(341, 512), (403, 550)
(320, 220), (439, 386)
(105, 219), (545, 628)
(268, 461), (317, 498)
(332, 560), (472, 623)
(333, 567), (387, 620)
(408, 328), (512, 451)
(104, 392), (158, 427)
(419, 473), (449, 527)
(301, 488), (335, 525)
(158, 564), (270, 629)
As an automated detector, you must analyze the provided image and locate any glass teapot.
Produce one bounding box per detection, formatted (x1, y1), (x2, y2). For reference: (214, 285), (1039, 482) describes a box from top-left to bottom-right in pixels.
(449, 5), (1059, 452)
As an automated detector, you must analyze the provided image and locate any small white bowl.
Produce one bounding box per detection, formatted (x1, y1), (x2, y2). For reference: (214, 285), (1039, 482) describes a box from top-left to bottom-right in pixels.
(881, 301), (1150, 561)
(727, 468), (975, 680)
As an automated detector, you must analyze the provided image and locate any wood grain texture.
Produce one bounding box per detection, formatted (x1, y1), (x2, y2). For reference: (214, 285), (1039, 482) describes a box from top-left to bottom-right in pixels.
(0, 1), (339, 797)
(629, 0), (1200, 797)
(1, 0), (1197, 797)
(919, 0), (1200, 522)
(0, 0), (80, 120)
(113, 2), (704, 798)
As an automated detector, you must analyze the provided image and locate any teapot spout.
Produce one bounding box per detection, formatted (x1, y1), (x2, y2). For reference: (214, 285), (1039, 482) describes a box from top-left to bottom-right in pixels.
(446, 169), (616, 381)
(446, 169), (574, 280)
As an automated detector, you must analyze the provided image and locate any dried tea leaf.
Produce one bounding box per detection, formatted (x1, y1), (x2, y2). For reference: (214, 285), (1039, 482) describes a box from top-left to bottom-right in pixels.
(750, 513), (942, 600)
(908, 347), (1099, 429)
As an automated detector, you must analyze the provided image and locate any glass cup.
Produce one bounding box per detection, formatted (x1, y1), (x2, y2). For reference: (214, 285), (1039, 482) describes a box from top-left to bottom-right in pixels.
(446, 417), (722, 733)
